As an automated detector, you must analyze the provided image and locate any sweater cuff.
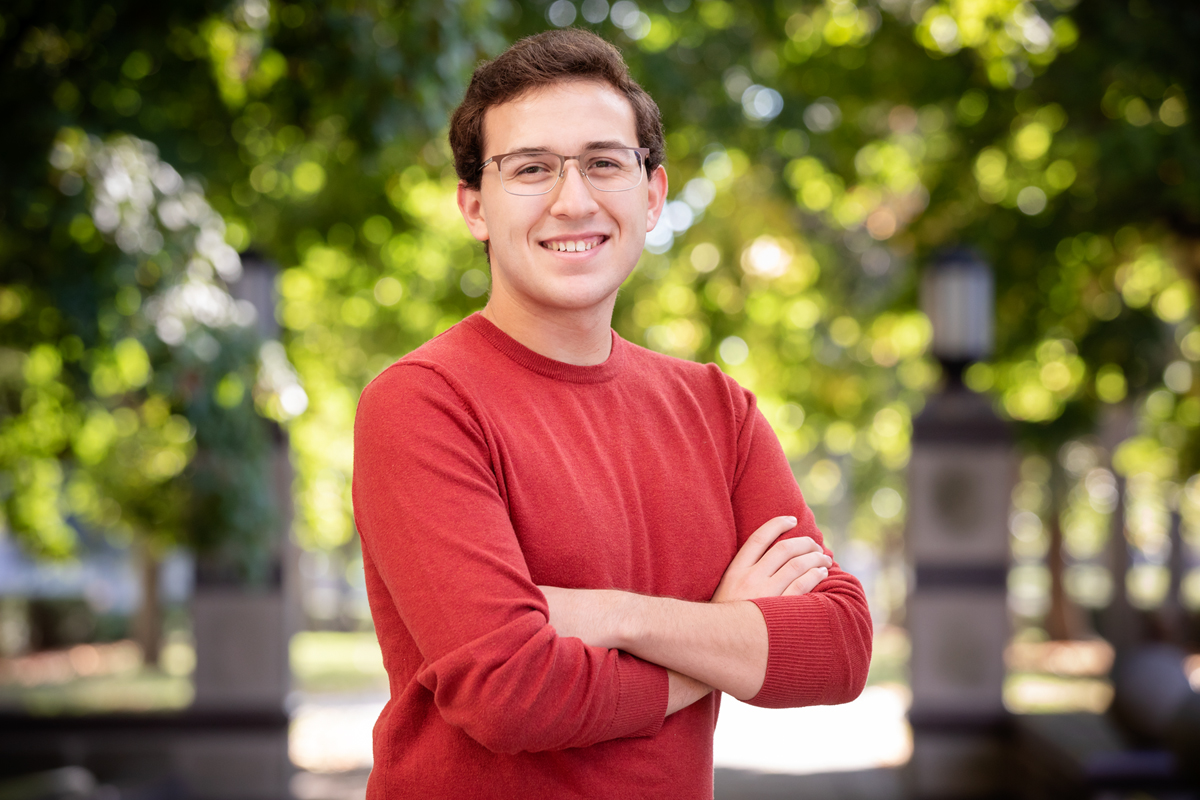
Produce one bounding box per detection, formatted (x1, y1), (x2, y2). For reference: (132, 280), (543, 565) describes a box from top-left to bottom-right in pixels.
(747, 596), (834, 708)
(605, 652), (668, 739)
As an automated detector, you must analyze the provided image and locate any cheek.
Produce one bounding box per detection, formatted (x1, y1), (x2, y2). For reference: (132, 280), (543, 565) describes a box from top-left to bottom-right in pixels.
(629, 198), (651, 226)
(498, 209), (542, 244)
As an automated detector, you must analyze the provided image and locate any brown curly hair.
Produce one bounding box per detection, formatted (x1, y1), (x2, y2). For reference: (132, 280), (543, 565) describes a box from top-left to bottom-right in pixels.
(449, 28), (664, 190)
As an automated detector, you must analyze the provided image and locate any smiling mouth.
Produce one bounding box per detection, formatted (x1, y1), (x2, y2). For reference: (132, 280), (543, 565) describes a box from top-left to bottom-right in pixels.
(541, 236), (607, 253)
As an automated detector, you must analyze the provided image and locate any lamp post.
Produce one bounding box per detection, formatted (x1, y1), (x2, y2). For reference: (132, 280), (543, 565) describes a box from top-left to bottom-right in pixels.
(920, 248), (994, 378)
(186, 255), (295, 798)
(906, 249), (1015, 798)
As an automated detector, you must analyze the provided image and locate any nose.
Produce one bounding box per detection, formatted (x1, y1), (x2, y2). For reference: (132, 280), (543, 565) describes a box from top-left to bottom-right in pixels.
(548, 158), (600, 217)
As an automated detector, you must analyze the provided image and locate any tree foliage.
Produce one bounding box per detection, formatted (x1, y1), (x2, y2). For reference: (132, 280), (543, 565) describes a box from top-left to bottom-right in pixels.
(1, 0), (1197, 575)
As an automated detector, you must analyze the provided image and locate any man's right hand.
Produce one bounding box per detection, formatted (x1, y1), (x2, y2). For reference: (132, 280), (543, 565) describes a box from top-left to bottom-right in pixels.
(711, 516), (832, 603)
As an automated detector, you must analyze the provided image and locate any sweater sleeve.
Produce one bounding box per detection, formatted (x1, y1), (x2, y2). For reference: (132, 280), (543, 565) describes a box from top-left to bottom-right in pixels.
(352, 363), (668, 753)
(728, 392), (873, 709)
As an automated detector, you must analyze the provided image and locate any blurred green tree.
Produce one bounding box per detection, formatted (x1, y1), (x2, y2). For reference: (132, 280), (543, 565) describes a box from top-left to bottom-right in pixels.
(2, 0), (1198, 647)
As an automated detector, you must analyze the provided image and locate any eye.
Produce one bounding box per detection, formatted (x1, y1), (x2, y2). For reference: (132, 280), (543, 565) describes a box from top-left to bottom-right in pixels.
(586, 150), (635, 172)
(501, 154), (560, 182)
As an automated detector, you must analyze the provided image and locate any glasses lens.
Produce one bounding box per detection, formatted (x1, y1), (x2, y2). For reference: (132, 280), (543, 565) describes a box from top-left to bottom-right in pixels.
(498, 153), (560, 195)
(583, 149), (643, 192)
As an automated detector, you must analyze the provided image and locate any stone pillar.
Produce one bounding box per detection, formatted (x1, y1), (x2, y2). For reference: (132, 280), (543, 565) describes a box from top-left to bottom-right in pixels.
(905, 386), (1015, 798)
(191, 420), (295, 715)
(184, 256), (295, 799)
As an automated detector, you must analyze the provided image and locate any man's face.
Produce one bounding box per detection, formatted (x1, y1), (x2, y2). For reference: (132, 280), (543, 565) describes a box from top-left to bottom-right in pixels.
(457, 80), (667, 320)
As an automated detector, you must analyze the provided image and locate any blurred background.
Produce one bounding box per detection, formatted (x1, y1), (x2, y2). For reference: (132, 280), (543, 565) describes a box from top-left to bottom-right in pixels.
(1, 0), (1198, 797)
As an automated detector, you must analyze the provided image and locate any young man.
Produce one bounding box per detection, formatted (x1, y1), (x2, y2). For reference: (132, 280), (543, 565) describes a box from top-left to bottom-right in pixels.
(352, 28), (871, 799)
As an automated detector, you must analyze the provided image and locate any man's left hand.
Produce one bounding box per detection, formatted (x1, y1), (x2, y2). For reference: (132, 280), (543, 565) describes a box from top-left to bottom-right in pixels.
(711, 515), (831, 603)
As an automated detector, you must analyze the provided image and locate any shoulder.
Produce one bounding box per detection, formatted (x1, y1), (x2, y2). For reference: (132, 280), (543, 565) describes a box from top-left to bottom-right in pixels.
(620, 337), (755, 421)
(357, 320), (489, 424)
(400, 316), (490, 373)
(620, 336), (725, 384)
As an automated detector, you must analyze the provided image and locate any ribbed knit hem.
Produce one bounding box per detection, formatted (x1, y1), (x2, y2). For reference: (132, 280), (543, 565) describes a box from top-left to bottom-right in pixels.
(606, 653), (668, 739)
(748, 595), (835, 708)
(463, 313), (625, 384)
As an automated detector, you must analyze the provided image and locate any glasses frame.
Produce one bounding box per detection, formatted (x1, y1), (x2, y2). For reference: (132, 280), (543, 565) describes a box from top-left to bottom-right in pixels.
(479, 147), (652, 196)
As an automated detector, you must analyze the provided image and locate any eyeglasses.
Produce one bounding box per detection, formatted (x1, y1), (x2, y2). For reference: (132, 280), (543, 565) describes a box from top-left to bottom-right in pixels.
(479, 148), (651, 196)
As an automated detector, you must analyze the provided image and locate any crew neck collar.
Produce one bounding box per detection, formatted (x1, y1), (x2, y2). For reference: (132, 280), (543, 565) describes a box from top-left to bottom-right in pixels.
(464, 313), (625, 384)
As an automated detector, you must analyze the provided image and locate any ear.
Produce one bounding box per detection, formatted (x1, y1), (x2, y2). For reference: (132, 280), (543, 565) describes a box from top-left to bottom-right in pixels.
(457, 181), (490, 243)
(644, 165), (668, 232)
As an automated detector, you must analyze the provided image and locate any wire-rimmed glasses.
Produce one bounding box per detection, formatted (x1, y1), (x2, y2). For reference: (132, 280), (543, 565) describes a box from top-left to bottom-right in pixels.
(479, 148), (650, 196)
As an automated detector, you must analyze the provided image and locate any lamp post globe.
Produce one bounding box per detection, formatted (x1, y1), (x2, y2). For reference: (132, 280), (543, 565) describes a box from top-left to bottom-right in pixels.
(921, 248), (994, 381)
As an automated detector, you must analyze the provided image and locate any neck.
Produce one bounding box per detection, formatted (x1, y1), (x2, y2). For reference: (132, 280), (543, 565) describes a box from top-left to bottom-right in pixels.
(481, 295), (614, 366)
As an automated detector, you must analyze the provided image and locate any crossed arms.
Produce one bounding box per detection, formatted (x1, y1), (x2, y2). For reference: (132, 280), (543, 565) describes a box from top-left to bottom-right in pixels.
(540, 514), (833, 710)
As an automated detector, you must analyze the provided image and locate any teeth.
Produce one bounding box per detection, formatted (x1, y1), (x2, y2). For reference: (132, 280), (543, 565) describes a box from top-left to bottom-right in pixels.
(545, 240), (596, 252)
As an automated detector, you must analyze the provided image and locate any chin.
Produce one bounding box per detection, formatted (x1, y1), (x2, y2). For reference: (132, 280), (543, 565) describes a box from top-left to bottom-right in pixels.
(541, 290), (617, 312)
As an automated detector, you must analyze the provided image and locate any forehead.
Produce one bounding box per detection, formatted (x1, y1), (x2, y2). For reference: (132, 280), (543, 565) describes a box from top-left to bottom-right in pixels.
(481, 80), (638, 154)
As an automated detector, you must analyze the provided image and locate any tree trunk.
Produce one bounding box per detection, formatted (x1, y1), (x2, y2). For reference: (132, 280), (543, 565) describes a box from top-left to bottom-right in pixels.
(1045, 456), (1084, 641)
(1099, 404), (1139, 650)
(1158, 509), (1188, 645)
(132, 542), (162, 668)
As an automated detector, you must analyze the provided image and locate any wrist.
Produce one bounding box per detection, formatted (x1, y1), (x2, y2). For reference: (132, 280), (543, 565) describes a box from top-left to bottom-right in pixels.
(606, 589), (642, 651)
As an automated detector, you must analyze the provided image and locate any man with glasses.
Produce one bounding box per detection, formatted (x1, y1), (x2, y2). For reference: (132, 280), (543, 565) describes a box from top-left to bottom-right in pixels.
(352, 28), (871, 799)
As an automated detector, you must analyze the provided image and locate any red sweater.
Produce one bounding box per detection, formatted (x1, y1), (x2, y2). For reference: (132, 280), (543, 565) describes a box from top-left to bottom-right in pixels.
(352, 314), (871, 799)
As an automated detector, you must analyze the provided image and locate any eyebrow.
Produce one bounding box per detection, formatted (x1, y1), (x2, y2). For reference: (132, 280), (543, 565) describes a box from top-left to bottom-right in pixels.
(501, 140), (636, 155)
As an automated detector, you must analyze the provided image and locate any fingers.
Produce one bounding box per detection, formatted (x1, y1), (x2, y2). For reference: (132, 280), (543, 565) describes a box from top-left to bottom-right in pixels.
(714, 516), (831, 603)
(756, 535), (823, 576)
(772, 549), (831, 588)
(731, 516), (799, 568)
(782, 566), (829, 596)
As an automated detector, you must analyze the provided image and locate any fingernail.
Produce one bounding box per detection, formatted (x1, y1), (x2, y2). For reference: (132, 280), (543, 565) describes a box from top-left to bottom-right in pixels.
(785, 516), (797, 525)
